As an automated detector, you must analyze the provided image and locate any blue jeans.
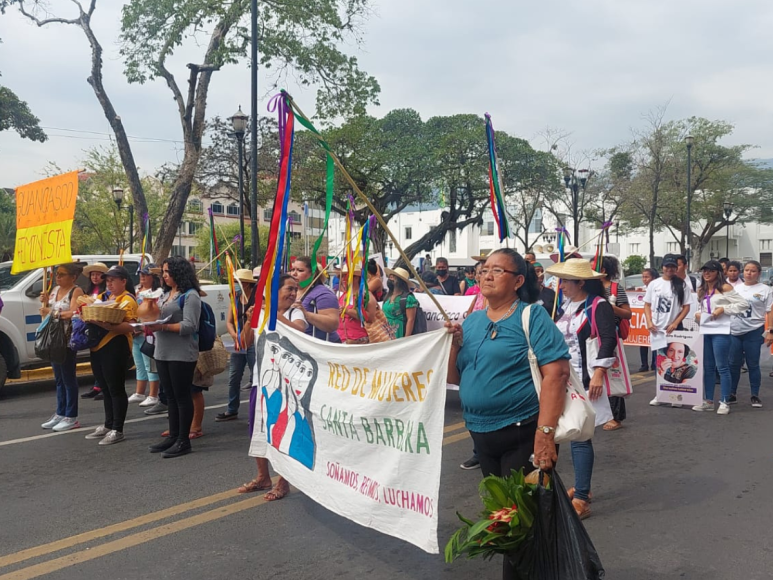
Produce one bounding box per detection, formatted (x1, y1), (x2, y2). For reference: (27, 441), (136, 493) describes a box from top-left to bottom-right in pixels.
(639, 346), (656, 369)
(570, 439), (594, 502)
(53, 349), (78, 418)
(132, 335), (159, 382)
(729, 326), (764, 397)
(227, 344), (255, 415)
(703, 334), (732, 402)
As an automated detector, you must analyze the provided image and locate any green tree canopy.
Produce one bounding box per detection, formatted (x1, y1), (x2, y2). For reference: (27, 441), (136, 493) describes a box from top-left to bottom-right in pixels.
(0, 37), (46, 142)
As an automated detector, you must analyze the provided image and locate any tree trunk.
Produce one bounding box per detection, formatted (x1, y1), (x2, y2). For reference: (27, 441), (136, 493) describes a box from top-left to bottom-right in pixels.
(396, 213), (482, 267)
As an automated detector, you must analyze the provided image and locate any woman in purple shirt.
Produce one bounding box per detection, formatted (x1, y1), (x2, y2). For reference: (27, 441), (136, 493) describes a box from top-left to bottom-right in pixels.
(290, 257), (341, 343)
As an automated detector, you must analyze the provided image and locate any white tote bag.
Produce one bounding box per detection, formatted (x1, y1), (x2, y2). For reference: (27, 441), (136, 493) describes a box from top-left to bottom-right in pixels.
(585, 299), (634, 397)
(522, 305), (596, 444)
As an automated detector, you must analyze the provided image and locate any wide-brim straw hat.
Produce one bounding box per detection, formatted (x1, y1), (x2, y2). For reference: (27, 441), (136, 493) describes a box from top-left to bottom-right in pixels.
(545, 258), (605, 281)
(234, 268), (257, 285)
(334, 264), (363, 277)
(471, 254), (490, 262)
(83, 262), (108, 275)
(549, 245), (582, 264)
(385, 267), (419, 288)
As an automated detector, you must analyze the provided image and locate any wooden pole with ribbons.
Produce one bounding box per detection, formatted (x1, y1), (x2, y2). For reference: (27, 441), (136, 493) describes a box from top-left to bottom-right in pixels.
(285, 93), (450, 323)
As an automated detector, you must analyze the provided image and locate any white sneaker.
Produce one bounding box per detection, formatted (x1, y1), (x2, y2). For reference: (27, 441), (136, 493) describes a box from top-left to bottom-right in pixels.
(41, 414), (64, 429)
(52, 417), (80, 432)
(85, 425), (110, 440)
(139, 396), (159, 408)
(99, 430), (125, 445)
(128, 393), (147, 403)
(717, 402), (730, 415)
(692, 401), (714, 412)
(649, 396), (662, 406)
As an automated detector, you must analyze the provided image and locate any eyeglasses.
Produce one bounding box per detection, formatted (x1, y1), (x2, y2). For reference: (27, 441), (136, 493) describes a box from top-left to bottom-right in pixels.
(480, 267), (519, 278)
(55, 272), (70, 277)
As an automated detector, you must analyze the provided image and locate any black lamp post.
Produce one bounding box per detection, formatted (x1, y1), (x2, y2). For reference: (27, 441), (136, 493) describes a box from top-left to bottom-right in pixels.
(723, 201), (734, 258)
(229, 106), (249, 264)
(112, 187), (133, 254)
(685, 135), (694, 268)
(563, 167), (590, 244)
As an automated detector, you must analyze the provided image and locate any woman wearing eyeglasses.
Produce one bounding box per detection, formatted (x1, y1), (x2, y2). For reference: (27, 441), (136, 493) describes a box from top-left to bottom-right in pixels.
(446, 249), (570, 580)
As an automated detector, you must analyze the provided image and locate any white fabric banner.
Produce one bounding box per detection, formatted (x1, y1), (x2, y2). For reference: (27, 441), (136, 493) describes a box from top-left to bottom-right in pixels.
(414, 293), (476, 331)
(248, 325), (453, 553)
(654, 330), (704, 407)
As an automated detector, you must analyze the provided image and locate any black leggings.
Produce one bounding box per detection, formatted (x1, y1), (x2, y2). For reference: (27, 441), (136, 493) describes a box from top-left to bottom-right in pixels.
(156, 360), (197, 442)
(91, 337), (131, 432)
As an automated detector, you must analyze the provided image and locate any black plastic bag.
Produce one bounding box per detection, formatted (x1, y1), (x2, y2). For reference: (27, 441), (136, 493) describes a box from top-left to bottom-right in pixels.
(510, 470), (604, 580)
(35, 315), (71, 364)
(85, 323), (109, 349)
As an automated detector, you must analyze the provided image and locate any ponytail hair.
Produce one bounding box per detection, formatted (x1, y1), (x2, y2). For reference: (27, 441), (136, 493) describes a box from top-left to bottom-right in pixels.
(670, 275), (686, 307)
(488, 248), (541, 304)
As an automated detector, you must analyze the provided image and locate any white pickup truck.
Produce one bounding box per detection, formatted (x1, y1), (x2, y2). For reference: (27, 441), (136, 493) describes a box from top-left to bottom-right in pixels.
(0, 254), (231, 392)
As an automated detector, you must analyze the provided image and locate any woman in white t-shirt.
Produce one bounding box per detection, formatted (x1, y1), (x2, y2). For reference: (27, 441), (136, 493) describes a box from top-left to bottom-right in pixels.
(644, 255), (692, 405)
(729, 261), (773, 408)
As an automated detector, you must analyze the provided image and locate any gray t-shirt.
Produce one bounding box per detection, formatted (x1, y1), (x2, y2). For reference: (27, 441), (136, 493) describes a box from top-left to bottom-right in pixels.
(154, 290), (201, 363)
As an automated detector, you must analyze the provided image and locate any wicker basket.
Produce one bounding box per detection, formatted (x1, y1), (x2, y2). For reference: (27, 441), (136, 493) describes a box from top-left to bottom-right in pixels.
(82, 305), (125, 324)
(197, 337), (229, 377)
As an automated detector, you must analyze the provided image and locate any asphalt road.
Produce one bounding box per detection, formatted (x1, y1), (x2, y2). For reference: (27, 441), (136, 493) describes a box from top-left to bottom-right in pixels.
(1, 346), (772, 580)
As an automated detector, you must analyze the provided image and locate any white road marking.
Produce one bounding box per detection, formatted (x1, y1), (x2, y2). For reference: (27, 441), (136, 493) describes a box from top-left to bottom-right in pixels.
(0, 400), (248, 448)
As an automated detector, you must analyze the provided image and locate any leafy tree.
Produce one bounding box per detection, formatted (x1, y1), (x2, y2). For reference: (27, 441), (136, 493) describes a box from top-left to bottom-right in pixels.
(0, 37), (46, 142)
(2, 0), (380, 263)
(622, 255), (647, 276)
(0, 188), (16, 260)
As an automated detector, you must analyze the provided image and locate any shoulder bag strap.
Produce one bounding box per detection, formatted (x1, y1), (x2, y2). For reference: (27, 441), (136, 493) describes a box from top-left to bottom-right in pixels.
(587, 296), (601, 338)
(521, 303), (534, 350)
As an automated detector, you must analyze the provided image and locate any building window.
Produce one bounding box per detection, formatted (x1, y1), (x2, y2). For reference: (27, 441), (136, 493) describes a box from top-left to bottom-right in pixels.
(289, 211), (301, 225)
(405, 227), (412, 240)
(188, 222), (200, 235)
(187, 199), (203, 213)
(666, 242), (679, 253)
(211, 202), (224, 215)
(761, 252), (772, 267)
(226, 203), (240, 217)
(528, 211), (542, 234)
(263, 208), (273, 221)
(485, 222), (494, 236)
(628, 243), (640, 254)
(761, 239), (773, 251)
(172, 245), (186, 257)
(449, 229), (457, 253)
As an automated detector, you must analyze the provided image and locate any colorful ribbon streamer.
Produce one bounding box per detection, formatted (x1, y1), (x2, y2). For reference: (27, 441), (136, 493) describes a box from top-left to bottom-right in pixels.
(225, 253), (241, 351)
(208, 208), (221, 278)
(138, 213), (149, 271)
(357, 215), (376, 323)
(592, 221), (614, 272)
(484, 113), (511, 242)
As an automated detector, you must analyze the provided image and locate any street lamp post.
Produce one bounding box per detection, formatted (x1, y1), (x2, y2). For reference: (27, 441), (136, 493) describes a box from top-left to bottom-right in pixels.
(229, 106), (249, 264)
(723, 201), (734, 258)
(562, 167), (590, 244)
(685, 135), (694, 268)
(112, 187), (134, 254)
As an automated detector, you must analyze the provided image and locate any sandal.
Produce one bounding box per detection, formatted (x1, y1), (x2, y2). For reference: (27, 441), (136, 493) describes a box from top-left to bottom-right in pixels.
(189, 431), (204, 440)
(572, 498), (591, 520)
(264, 483), (290, 501)
(567, 487), (593, 502)
(238, 478), (273, 494)
(603, 420), (623, 431)
(161, 430), (170, 438)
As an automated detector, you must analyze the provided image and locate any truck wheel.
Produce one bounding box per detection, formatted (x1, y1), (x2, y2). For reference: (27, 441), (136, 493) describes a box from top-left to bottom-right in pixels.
(0, 354), (7, 393)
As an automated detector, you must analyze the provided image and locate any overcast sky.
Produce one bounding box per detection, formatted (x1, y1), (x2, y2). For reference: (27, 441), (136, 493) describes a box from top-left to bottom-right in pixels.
(2, 0), (773, 187)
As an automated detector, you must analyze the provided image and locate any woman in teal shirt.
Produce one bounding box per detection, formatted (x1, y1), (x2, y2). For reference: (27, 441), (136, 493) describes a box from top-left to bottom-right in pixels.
(383, 267), (418, 338)
(446, 249), (570, 580)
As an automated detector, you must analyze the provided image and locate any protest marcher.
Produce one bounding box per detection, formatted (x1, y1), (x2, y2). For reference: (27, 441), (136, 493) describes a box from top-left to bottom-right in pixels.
(460, 266), (476, 295)
(40, 263), (85, 432)
(129, 264), (162, 405)
(84, 266), (138, 445)
(638, 268), (659, 371)
(524, 251), (536, 264)
(719, 257), (730, 274)
(366, 258), (385, 301)
(533, 262), (558, 320)
(594, 256), (631, 432)
(215, 269), (257, 422)
(435, 257), (461, 295)
(465, 261), (487, 318)
(446, 248), (570, 579)
(146, 257), (201, 457)
(546, 258), (616, 521)
(420, 270), (443, 295)
(239, 273), (308, 500)
(80, 263), (108, 400)
(729, 261), (773, 407)
(337, 264), (378, 344)
(692, 260), (749, 415)
(291, 257), (341, 343)
(676, 255), (699, 292)
(383, 267), (419, 338)
(422, 254), (433, 273)
(726, 260), (744, 288)
(644, 254), (692, 406)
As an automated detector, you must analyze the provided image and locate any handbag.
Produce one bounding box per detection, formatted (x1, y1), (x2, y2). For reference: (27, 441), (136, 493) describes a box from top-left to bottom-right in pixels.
(197, 336), (229, 377)
(522, 304), (595, 444)
(35, 315), (71, 364)
(140, 331), (156, 359)
(69, 317), (90, 351)
(586, 299), (633, 397)
(364, 306), (396, 344)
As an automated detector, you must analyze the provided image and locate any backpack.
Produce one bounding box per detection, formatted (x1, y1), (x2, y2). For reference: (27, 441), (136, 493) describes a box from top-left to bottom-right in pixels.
(610, 282), (630, 340)
(399, 296), (427, 335)
(179, 290), (216, 352)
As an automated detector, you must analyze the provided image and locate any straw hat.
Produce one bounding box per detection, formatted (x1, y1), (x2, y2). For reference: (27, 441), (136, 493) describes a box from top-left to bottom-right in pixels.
(83, 262), (108, 275)
(471, 253), (490, 262)
(334, 264), (363, 277)
(234, 268), (257, 285)
(544, 258), (605, 281)
(385, 267), (419, 287)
